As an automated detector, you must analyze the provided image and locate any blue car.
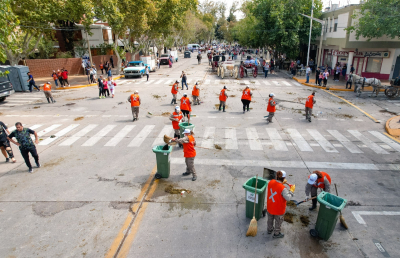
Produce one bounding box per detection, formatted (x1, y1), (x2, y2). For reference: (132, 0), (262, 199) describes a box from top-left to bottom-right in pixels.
(123, 61), (151, 78)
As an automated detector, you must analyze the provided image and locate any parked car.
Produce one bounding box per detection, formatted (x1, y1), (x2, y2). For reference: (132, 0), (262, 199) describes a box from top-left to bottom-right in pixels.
(0, 74), (15, 102)
(123, 61), (151, 78)
(159, 54), (170, 65)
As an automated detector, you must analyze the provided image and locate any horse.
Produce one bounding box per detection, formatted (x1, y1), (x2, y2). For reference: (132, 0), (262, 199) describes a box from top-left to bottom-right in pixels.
(364, 78), (382, 97)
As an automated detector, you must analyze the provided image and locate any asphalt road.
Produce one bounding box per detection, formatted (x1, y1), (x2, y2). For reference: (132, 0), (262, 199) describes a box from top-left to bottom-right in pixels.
(1, 54), (400, 258)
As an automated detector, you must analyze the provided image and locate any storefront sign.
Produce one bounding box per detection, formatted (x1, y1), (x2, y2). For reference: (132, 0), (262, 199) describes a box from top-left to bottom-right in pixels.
(328, 50), (390, 58)
(363, 51), (390, 58)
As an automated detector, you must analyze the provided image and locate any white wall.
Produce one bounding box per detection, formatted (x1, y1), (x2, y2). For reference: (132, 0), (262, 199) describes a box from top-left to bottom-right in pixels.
(81, 26), (110, 48)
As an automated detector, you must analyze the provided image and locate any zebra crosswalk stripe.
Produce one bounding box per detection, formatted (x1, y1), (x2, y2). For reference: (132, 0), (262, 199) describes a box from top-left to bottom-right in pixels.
(368, 131), (400, 152)
(282, 81), (291, 86)
(307, 129), (338, 153)
(105, 125), (136, 147)
(225, 127), (238, 149)
(327, 130), (363, 154)
(128, 125), (155, 147)
(246, 128), (263, 150)
(348, 130), (389, 154)
(82, 125), (116, 146)
(263, 81), (271, 86)
(272, 81), (280, 86)
(155, 79), (163, 84)
(59, 124), (98, 146)
(144, 80), (155, 85)
(287, 128), (313, 152)
(153, 125), (173, 147)
(266, 128), (288, 151)
(201, 127), (215, 149)
(37, 124), (62, 137)
(164, 80), (173, 85)
(39, 124), (80, 145)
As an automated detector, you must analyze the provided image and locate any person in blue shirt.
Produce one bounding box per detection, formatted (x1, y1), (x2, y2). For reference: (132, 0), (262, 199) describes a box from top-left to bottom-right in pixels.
(27, 72), (40, 92)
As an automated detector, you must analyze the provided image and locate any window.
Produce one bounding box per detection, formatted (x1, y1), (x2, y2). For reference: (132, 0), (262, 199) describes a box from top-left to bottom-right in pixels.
(366, 58), (382, 73)
(334, 18), (338, 32)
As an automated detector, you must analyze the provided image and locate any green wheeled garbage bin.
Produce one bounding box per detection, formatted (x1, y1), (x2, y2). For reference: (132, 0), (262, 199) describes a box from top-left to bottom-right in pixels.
(310, 191), (347, 240)
(242, 176), (268, 221)
(152, 145), (173, 179)
(179, 122), (195, 138)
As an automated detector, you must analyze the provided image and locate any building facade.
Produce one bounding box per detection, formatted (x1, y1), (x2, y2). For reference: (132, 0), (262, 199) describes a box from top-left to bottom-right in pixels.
(317, 4), (400, 80)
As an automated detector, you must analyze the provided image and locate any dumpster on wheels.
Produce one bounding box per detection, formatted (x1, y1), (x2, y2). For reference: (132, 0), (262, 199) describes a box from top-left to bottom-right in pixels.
(152, 145), (173, 179)
(243, 176), (268, 221)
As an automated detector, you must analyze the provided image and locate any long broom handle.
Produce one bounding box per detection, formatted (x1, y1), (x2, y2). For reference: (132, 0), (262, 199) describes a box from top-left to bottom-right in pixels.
(253, 175), (258, 217)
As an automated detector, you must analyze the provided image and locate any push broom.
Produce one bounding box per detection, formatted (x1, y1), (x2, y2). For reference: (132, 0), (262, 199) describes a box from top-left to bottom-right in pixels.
(335, 183), (348, 229)
(246, 175), (258, 237)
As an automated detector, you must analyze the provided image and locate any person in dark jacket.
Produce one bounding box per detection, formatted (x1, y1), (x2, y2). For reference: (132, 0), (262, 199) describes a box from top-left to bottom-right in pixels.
(315, 67), (321, 85)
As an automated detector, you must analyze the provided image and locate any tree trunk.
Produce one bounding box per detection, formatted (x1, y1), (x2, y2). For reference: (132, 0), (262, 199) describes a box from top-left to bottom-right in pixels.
(113, 33), (121, 76)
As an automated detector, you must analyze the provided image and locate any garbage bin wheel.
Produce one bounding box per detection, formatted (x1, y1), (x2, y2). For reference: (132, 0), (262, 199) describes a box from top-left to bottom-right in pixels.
(310, 229), (318, 238)
(155, 173), (162, 179)
(262, 209), (267, 217)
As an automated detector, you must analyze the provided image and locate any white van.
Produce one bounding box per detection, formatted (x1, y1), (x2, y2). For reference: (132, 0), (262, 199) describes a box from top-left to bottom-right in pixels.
(187, 44), (200, 50)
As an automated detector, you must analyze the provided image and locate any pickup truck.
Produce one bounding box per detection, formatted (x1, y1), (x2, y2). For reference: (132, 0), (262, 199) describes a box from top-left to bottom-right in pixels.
(159, 54), (170, 65)
(0, 75), (15, 102)
(123, 61), (151, 78)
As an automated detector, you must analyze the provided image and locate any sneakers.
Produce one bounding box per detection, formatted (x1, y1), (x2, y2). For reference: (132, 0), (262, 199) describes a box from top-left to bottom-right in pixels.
(182, 172), (191, 176)
(6, 158), (9, 162)
(29, 167), (33, 173)
(309, 205), (316, 211)
(273, 232), (284, 238)
(192, 176), (197, 181)
(99, 96), (102, 99)
(36, 162), (41, 168)
(268, 230), (273, 234)
(132, 118), (136, 122)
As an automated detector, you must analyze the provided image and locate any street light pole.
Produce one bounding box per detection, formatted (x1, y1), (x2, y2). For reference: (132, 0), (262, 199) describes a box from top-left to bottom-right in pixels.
(306, 0), (314, 67)
(299, 13), (325, 68)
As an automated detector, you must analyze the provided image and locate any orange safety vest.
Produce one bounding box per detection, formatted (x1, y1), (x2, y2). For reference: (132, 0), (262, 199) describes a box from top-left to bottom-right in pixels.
(171, 111), (183, 129)
(192, 85), (199, 96)
(267, 97), (276, 113)
(180, 96), (191, 111)
(130, 94), (140, 107)
(219, 89), (227, 102)
(241, 88), (251, 101)
(43, 83), (51, 91)
(52, 73), (57, 80)
(267, 179), (287, 216)
(171, 83), (178, 94)
(309, 172), (331, 189)
(305, 95), (314, 108)
(183, 135), (196, 158)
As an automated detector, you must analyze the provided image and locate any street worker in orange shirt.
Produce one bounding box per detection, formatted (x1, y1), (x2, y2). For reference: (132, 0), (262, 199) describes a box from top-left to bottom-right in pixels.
(169, 106), (183, 147)
(241, 85), (253, 113)
(43, 82), (56, 104)
(305, 91), (316, 122)
(180, 92), (192, 123)
(266, 93), (277, 124)
(128, 90), (141, 121)
(192, 82), (201, 105)
(306, 171), (331, 210)
(267, 171), (295, 238)
(171, 80), (179, 105)
(219, 86), (228, 112)
(171, 129), (197, 181)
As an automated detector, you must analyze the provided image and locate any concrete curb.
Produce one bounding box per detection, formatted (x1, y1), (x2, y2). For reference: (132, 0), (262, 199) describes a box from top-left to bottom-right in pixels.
(54, 75), (124, 90)
(292, 76), (375, 92)
(385, 115), (400, 137)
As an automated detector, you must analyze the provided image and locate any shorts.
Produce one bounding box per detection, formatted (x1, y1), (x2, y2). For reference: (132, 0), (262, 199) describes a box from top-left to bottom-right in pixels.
(0, 140), (11, 148)
(182, 110), (190, 116)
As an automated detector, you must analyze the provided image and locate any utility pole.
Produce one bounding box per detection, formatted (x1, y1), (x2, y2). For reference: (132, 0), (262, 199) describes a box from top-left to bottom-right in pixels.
(85, 30), (93, 67)
(306, 0), (314, 67)
(299, 13), (325, 68)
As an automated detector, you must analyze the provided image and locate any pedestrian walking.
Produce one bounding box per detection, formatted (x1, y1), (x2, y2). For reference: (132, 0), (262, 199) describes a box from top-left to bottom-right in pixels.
(350, 64), (355, 74)
(334, 64), (341, 81)
(7, 122), (40, 173)
(270, 59), (275, 74)
(219, 86), (228, 112)
(305, 65), (311, 83)
(89, 67), (95, 83)
(171, 80), (179, 105)
(180, 93), (192, 122)
(107, 65), (112, 78)
(27, 72), (40, 92)
(263, 62), (269, 78)
(57, 70), (64, 87)
(128, 90), (141, 121)
(110, 56), (114, 68)
(169, 56), (173, 68)
(61, 69), (70, 86)
(104, 61), (109, 74)
(318, 72), (323, 86)
(197, 53), (202, 64)
(266, 93), (276, 124)
(346, 72), (353, 89)
(180, 71), (188, 90)
(103, 78), (110, 97)
(171, 129), (197, 181)
(208, 53), (212, 66)
(192, 82), (200, 105)
(145, 66), (149, 81)
(99, 63), (104, 75)
(43, 82), (56, 103)
(51, 70), (59, 87)
(0, 121), (16, 163)
(169, 106), (183, 144)
(305, 91), (315, 122)
(315, 67), (321, 85)
(306, 171), (331, 210)
(241, 85), (252, 113)
(267, 171), (294, 238)
(342, 64), (347, 78)
(108, 77), (116, 98)
(98, 75), (105, 99)
(323, 70), (329, 87)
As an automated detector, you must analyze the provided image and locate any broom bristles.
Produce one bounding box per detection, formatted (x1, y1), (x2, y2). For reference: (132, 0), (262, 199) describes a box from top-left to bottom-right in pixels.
(163, 135), (177, 145)
(340, 215), (348, 229)
(246, 217), (258, 237)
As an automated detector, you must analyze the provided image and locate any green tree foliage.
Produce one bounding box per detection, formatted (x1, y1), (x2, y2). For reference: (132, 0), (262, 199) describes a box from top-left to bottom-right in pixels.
(29, 36), (58, 59)
(347, 0), (400, 40)
(0, 0), (19, 64)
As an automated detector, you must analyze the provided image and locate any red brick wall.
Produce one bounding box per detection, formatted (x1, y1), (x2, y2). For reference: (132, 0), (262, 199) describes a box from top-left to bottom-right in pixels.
(25, 58), (84, 77)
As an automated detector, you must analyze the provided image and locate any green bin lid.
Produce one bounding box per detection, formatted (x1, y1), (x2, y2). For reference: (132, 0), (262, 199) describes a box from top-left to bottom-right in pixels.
(242, 176), (268, 194)
(317, 191), (347, 211)
(152, 145), (172, 153)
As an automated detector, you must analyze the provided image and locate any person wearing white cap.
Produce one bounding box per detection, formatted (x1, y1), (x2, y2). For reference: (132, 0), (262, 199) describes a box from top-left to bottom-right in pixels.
(171, 80), (179, 105)
(266, 93), (276, 123)
(305, 91), (316, 122)
(180, 92), (192, 123)
(266, 171), (295, 238)
(128, 90), (141, 121)
(192, 82), (201, 105)
(219, 86), (228, 112)
(172, 129), (197, 181)
(169, 106), (183, 146)
(43, 82), (55, 103)
(305, 171), (331, 210)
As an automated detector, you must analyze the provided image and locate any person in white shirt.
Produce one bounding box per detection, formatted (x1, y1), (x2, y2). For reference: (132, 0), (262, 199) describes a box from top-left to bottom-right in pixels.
(306, 65), (311, 83)
(145, 66), (149, 81)
(107, 78), (116, 98)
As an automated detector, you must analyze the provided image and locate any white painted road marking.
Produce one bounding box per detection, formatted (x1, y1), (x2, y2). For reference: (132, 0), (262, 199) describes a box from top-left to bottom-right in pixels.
(144, 80), (155, 85)
(105, 125), (136, 147)
(128, 125), (155, 147)
(348, 130), (389, 154)
(155, 79), (164, 84)
(152, 125), (173, 147)
(287, 128), (313, 152)
(272, 81), (280, 86)
(246, 128), (263, 150)
(263, 81), (271, 86)
(82, 125), (116, 146)
(352, 211), (400, 225)
(328, 130), (363, 154)
(37, 124), (62, 137)
(282, 81), (291, 86)
(307, 129), (338, 153)
(201, 127), (215, 149)
(39, 124), (80, 145)
(59, 124), (98, 146)
(266, 128), (288, 151)
(225, 127), (238, 149)
(164, 80), (173, 85)
(368, 131), (400, 152)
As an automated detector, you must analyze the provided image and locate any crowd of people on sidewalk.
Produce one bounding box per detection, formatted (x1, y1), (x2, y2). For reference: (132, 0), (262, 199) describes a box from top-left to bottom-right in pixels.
(49, 69), (71, 88)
